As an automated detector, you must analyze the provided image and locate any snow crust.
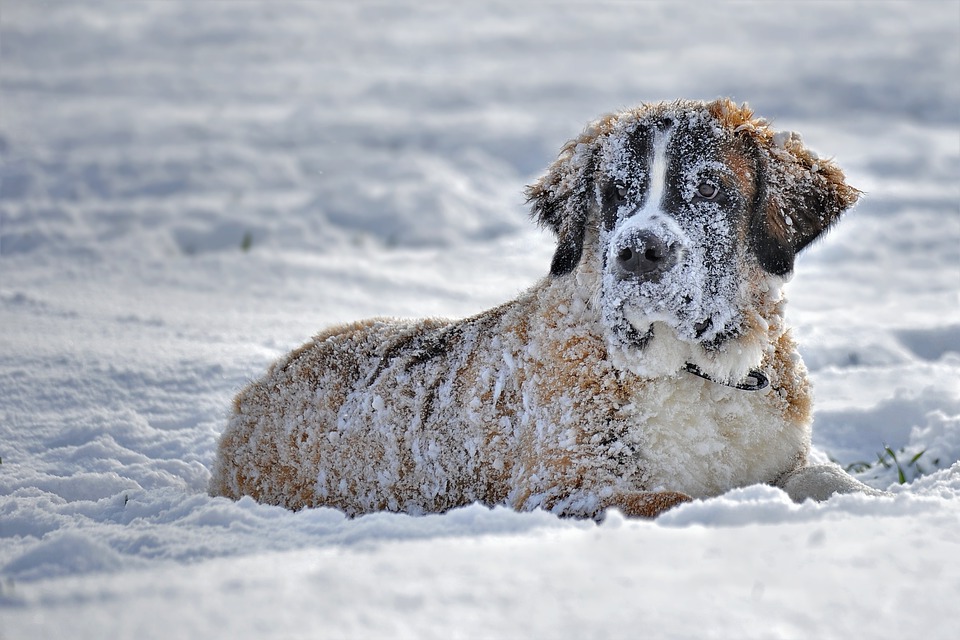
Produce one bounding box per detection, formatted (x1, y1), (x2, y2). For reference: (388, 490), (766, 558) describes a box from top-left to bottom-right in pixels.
(1, 1), (959, 638)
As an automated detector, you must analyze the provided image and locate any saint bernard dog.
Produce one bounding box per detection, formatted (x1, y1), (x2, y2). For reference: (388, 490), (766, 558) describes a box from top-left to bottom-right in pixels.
(211, 98), (880, 518)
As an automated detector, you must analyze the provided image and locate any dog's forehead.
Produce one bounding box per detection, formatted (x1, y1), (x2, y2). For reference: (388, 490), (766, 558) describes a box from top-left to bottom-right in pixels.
(600, 107), (732, 168)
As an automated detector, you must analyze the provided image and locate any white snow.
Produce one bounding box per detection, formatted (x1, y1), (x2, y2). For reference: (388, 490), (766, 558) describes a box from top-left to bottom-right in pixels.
(1, 1), (959, 638)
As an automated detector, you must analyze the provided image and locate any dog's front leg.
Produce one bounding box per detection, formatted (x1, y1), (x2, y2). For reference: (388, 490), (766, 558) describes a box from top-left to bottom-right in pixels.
(601, 490), (693, 519)
(776, 464), (886, 503)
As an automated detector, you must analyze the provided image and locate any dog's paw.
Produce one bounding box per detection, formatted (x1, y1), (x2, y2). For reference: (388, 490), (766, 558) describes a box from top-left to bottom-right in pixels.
(603, 490), (693, 518)
(777, 464), (887, 503)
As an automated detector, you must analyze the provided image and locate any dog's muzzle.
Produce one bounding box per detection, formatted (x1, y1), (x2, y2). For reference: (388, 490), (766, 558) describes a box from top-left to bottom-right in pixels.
(613, 228), (680, 282)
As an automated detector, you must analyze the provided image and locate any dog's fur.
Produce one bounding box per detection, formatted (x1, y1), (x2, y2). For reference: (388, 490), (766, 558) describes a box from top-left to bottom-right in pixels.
(211, 98), (876, 518)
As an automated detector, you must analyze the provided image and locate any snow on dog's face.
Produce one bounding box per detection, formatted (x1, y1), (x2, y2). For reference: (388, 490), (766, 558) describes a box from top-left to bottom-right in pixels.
(528, 99), (859, 382)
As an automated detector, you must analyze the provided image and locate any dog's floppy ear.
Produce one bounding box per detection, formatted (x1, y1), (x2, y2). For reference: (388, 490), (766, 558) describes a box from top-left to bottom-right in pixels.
(748, 130), (860, 275)
(526, 141), (597, 277)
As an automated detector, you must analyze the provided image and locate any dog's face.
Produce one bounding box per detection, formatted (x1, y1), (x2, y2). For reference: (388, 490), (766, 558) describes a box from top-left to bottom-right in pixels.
(528, 99), (859, 382)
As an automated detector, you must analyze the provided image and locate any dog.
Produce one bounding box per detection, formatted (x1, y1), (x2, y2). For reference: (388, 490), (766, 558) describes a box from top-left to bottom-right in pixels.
(210, 98), (879, 518)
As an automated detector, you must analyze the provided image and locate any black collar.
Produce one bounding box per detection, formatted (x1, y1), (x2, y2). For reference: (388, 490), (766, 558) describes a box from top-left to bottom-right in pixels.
(683, 363), (769, 391)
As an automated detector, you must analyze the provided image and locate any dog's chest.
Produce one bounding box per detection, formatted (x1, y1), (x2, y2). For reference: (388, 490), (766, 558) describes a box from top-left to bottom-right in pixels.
(614, 375), (807, 498)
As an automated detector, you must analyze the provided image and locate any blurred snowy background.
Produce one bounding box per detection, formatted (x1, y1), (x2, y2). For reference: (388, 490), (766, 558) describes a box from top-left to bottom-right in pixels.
(1, 2), (958, 638)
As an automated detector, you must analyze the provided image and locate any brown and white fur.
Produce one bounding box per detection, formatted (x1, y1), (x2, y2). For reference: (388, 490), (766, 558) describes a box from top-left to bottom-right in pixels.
(211, 98), (877, 519)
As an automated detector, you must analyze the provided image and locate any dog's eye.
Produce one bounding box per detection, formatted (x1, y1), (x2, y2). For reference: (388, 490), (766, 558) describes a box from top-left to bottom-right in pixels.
(695, 181), (719, 200)
(615, 183), (629, 203)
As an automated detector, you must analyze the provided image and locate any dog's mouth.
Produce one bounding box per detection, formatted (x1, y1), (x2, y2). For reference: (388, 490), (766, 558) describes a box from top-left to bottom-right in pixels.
(602, 252), (747, 363)
(604, 300), (756, 381)
(616, 306), (742, 352)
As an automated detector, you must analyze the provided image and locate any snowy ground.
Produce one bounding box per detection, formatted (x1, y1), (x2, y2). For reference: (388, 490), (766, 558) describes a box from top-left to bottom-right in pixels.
(1, 1), (959, 638)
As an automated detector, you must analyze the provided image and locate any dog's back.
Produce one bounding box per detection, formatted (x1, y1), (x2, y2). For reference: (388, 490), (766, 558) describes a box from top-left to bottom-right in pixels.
(211, 298), (533, 514)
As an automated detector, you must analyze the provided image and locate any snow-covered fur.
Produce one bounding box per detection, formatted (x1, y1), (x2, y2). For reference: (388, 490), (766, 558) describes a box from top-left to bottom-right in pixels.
(211, 98), (870, 518)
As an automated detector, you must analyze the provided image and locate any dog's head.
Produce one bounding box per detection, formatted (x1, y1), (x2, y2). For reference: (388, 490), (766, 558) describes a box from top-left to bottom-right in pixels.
(528, 99), (859, 382)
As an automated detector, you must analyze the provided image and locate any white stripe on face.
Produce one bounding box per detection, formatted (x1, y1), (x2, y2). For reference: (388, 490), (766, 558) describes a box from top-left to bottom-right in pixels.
(607, 122), (690, 274)
(640, 125), (673, 219)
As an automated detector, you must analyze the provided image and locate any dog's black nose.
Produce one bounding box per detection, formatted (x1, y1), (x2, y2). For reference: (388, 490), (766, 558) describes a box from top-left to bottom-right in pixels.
(615, 231), (677, 280)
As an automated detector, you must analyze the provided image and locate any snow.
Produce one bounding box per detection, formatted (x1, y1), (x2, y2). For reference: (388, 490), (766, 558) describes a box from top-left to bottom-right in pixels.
(1, 1), (958, 638)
